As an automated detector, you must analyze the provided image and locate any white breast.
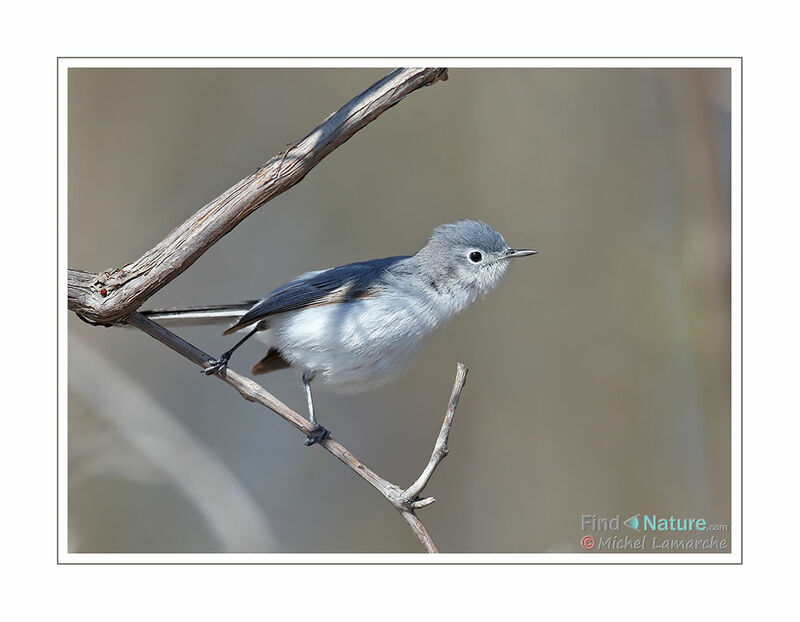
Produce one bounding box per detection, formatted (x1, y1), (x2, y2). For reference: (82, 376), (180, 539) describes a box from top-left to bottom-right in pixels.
(270, 288), (448, 393)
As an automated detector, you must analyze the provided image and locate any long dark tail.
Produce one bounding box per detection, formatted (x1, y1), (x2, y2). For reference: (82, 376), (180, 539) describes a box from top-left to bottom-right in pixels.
(139, 301), (259, 327)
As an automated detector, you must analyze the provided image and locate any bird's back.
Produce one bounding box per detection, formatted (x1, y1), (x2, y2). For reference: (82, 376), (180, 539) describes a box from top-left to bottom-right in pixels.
(265, 255), (449, 393)
(224, 255), (410, 334)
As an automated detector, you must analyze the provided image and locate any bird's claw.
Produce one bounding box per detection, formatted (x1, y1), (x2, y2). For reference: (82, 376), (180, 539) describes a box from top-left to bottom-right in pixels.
(202, 357), (229, 376)
(304, 424), (330, 446)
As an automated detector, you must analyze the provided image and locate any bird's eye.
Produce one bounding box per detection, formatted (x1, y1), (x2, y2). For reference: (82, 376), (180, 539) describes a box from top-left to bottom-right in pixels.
(469, 251), (483, 263)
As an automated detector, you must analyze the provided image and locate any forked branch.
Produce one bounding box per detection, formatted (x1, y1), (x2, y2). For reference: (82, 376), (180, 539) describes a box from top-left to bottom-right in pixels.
(68, 68), (448, 326)
(402, 362), (468, 506)
(68, 67), (459, 552)
(127, 312), (467, 553)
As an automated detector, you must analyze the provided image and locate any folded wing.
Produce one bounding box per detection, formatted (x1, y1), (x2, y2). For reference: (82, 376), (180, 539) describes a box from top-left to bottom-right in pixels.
(223, 255), (410, 335)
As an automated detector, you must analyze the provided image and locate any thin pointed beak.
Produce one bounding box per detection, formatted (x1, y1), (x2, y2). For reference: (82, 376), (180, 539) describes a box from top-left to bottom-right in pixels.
(504, 248), (538, 258)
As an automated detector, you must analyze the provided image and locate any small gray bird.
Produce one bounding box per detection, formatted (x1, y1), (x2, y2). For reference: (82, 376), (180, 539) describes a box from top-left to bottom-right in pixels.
(143, 220), (536, 444)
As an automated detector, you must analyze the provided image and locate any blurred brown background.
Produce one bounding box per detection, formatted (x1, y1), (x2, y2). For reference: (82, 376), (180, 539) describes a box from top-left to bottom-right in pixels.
(67, 67), (731, 553)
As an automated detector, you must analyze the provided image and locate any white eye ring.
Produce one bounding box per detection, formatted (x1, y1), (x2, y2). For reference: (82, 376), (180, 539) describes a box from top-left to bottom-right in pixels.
(468, 250), (483, 263)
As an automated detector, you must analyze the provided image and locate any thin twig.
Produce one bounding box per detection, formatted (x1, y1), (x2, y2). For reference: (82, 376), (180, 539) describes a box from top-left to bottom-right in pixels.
(68, 68), (461, 552)
(402, 363), (468, 505)
(126, 312), (468, 552)
(68, 68), (448, 325)
(400, 511), (438, 554)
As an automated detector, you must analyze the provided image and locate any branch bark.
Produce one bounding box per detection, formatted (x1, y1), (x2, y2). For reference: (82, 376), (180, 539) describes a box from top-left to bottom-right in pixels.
(402, 362), (468, 506)
(126, 312), (467, 553)
(68, 67), (448, 325)
(68, 67), (459, 552)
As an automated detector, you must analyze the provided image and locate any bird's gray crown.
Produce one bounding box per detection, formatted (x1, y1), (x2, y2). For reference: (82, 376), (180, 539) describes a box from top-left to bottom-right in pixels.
(427, 220), (508, 253)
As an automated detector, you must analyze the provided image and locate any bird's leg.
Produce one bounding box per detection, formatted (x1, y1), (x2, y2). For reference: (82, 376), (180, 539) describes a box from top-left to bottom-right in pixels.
(303, 371), (317, 424)
(202, 326), (260, 376)
(302, 370), (330, 446)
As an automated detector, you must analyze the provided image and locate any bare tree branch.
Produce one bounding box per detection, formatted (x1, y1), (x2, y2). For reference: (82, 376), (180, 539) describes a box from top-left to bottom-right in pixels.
(126, 312), (467, 553)
(402, 362), (468, 505)
(68, 68), (448, 325)
(68, 67), (463, 552)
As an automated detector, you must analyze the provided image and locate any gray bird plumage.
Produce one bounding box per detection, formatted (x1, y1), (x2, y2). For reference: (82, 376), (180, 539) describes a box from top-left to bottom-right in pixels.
(142, 220), (536, 444)
(223, 256), (409, 335)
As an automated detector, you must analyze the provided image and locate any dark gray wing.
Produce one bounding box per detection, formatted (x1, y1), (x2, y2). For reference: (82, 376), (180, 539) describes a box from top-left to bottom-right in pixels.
(223, 255), (409, 335)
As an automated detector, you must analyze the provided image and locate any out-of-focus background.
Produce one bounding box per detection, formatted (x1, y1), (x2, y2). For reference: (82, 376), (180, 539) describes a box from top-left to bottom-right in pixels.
(67, 67), (731, 553)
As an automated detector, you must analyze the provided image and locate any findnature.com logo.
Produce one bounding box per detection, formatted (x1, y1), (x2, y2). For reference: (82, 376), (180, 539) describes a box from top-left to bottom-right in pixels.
(579, 513), (729, 551)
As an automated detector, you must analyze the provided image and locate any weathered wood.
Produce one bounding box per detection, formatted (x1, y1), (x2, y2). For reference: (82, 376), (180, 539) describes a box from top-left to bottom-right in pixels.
(402, 363), (468, 505)
(69, 67), (459, 552)
(126, 312), (467, 553)
(68, 68), (448, 324)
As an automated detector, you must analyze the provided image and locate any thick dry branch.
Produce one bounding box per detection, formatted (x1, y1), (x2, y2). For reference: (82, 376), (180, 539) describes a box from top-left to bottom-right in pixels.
(126, 312), (467, 553)
(68, 68), (448, 325)
(68, 68), (460, 552)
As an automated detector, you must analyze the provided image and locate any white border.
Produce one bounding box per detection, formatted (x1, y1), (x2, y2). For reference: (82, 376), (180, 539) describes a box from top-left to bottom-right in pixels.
(61, 57), (737, 69)
(58, 57), (742, 564)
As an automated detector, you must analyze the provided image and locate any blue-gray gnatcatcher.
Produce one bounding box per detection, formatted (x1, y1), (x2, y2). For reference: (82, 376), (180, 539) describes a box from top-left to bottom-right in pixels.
(143, 220), (536, 444)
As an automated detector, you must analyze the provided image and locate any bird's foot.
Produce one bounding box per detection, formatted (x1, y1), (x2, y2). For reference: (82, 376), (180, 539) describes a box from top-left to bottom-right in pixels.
(304, 424), (330, 446)
(202, 355), (230, 376)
